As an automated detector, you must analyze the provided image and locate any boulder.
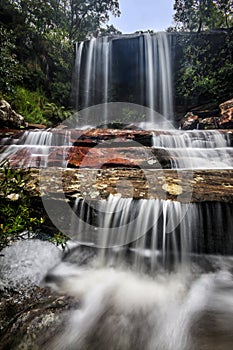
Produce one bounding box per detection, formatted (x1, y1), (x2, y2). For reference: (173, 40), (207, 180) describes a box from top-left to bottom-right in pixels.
(180, 112), (199, 130)
(0, 239), (62, 291)
(0, 100), (26, 129)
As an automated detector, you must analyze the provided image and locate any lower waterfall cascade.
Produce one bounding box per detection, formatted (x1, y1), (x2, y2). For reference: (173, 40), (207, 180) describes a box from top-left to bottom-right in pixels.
(0, 125), (233, 350)
(0, 26), (233, 350)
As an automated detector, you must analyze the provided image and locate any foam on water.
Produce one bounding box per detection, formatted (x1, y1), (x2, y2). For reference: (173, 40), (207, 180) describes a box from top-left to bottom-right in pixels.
(0, 129), (71, 167)
(153, 130), (233, 170)
(43, 250), (233, 350)
(41, 194), (233, 349)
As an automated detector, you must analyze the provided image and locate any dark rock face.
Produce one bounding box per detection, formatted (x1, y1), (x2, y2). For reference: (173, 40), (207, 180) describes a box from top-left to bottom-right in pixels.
(0, 100), (26, 129)
(0, 286), (78, 350)
(180, 112), (199, 130)
(0, 239), (76, 350)
(199, 117), (220, 129)
(180, 98), (233, 130)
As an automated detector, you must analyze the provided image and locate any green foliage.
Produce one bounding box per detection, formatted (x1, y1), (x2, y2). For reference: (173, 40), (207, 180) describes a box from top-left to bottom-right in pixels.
(8, 87), (47, 125)
(173, 0), (233, 32)
(7, 87), (71, 125)
(61, 0), (121, 41)
(172, 1), (233, 108)
(174, 30), (233, 107)
(0, 161), (44, 249)
(0, 0), (120, 110)
(43, 102), (72, 124)
(0, 25), (23, 93)
(49, 231), (69, 250)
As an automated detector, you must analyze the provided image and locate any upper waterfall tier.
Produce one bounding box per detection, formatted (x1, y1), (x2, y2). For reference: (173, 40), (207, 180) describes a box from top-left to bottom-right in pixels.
(0, 129), (232, 169)
(72, 33), (175, 124)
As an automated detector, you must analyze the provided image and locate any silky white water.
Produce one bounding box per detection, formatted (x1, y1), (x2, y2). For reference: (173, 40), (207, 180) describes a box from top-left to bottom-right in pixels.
(43, 247), (233, 350)
(153, 130), (230, 148)
(73, 32), (174, 125)
(0, 129), (71, 167)
(153, 130), (233, 169)
(41, 193), (233, 349)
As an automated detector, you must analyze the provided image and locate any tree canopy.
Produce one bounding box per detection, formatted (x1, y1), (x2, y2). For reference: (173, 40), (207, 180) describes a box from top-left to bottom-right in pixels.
(173, 0), (233, 32)
(0, 0), (120, 122)
(0, 0), (232, 124)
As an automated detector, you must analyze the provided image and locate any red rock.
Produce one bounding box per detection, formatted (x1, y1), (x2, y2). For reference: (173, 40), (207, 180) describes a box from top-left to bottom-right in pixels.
(67, 146), (160, 168)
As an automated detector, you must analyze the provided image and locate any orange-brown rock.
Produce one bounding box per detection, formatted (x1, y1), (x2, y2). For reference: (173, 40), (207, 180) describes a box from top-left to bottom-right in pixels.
(219, 98), (233, 129)
(67, 146), (165, 168)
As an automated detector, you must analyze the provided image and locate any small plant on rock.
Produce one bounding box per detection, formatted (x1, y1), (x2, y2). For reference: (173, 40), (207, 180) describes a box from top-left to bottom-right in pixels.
(0, 161), (44, 250)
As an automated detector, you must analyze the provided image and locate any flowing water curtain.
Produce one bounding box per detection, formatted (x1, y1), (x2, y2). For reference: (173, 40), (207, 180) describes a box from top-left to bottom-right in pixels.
(70, 197), (198, 271)
(72, 33), (175, 125)
(74, 38), (111, 107)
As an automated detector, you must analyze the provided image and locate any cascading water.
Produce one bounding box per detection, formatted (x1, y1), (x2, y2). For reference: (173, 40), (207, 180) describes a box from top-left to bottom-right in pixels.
(143, 32), (174, 121)
(153, 130), (233, 169)
(0, 32), (232, 350)
(43, 198), (233, 350)
(38, 33), (233, 349)
(0, 129), (71, 167)
(73, 32), (174, 125)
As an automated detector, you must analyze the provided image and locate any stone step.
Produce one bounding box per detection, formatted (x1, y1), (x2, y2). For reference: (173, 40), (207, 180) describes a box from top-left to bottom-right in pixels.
(1, 145), (232, 169)
(18, 168), (233, 203)
(1, 128), (232, 147)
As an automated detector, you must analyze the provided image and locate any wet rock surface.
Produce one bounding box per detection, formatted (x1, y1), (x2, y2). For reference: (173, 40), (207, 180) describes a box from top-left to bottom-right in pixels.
(0, 240), (62, 290)
(0, 239), (78, 350)
(219, 98), (233, 129)
(27, 168), (233, 203)
(0, 287), (78, 350)
(0, 100), (26, 129)
(180, 98), (233, 130)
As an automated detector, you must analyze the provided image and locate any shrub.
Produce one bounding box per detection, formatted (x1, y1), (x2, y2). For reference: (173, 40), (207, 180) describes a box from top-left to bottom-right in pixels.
(0, 161), (44, 249)
(6, 87), (72, 126)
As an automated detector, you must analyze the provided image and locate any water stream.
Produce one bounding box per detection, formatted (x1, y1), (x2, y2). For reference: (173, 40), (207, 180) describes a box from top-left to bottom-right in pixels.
(0, 32), (232, 349)
(73, 33), (174, 123)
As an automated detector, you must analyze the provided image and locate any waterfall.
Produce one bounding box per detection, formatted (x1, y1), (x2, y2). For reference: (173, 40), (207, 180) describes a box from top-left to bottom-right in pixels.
(73, 32), (174, 125)
(0, 129), (71, 167)
(70, 196), (233, 271)
(153, 130), (230, 148)
(1, 128), (232, 169)
(74, 42), (84, 110)
(44, 198), (233, 350)
(0, 29), (233, 350)
(84, 37), (96, 108)
(143, 32), (174, 121)
(153, 130), (233, 169)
